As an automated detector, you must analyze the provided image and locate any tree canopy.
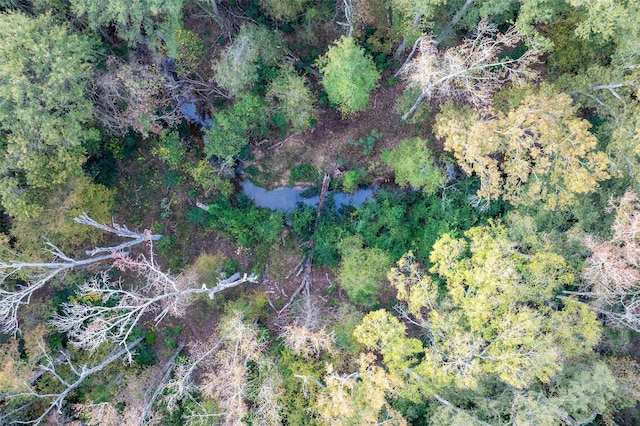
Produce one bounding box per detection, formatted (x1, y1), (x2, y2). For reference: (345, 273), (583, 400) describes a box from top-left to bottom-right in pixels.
(317, 36), (380, 116)
(434, 91), (611, 209)
(70, 0), (185, 54)
(0, 12), (96, 218)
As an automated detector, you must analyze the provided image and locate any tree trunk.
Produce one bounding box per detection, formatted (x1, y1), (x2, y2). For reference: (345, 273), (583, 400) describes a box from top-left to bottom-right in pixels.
(436, 0), (475, 44)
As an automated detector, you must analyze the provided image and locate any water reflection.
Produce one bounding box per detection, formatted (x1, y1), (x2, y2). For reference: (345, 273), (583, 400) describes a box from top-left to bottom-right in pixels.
(240, 180), (374, 213)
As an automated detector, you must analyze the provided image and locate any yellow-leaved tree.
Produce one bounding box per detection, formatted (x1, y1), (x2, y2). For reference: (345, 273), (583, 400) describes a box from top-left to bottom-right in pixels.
(353, 224), (620, 424)
(434, 92), (610, 210)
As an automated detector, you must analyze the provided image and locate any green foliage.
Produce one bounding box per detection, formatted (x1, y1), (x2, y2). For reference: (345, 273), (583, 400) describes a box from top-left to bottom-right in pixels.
(342, 170), (362, 194)
(350, 180), (504, 263)
(175, 28), (205, 74)
(266, 65), (317, 132)
(213, 24), (283, 97)
(188, 160), (235, 198)
(70, 0), (184, 54)
(261, 0), (310, 21)
(352, 224), (615, 423)
(544, 12), (613, 76)
(331, 304), (364, 354)
(313, 217), (350, 267)
(572, 0), (640, 67)
(348, 129), (382, 156)
(11, 176), (115, 257)
(337, 235), (392, 307)
(0, 12), (97, 219)
(289, 163), (321, 185)
(290, 205), (316, 240)
(383, 137), (445, 194)
(317, 36), (381, 115)
(156, 235), (183, 270)
(152, 130), (186, 170)
(205, 195), (284, 249)
(204, 94), (268, 162)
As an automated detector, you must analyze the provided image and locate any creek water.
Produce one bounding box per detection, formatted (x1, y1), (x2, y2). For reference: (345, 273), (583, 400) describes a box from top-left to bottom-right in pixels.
(240, 180), (374, 213)
(180, 100), (213, 128)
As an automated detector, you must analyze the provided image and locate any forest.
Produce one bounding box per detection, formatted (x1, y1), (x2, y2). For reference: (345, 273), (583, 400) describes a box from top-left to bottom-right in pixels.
(0, 0), (640, 424)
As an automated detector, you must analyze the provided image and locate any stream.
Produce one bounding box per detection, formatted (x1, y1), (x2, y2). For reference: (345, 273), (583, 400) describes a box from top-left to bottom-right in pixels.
(241, 180), (374, 213)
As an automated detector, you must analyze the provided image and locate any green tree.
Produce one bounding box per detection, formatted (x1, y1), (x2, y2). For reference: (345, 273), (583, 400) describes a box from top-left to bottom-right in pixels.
(383, 138), (444, 194)
(0, 12), (96, 219)
(317, 36), (380, 116)
(337, 235), (391, 307)
(70, 0), (185, 54)
(203, 93), (267, 163)
(213, 24), (283, 97)
(261, 0), (310, 21)
(10, 176), (115, 257)
(434, 92), (610, 210)
(572, 0), (640, 67)
(266, 65), (317, 133)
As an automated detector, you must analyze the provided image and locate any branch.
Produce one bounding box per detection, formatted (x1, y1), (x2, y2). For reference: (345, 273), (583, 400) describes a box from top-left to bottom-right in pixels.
(433, 393), (494, 426)
(140, 342), (186, 425)
(0, 215), (162, 335)
(2, 337), (143, 425)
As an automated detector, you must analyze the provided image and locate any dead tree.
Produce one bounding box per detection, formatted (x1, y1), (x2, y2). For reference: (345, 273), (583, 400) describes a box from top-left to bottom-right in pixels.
(155, 311), (266, 425)
(51, 255), (258, 353)
(0, 337), (143, 425)
(0, 214), (162, 335)
(399, 22), (540, 119)
(566, 191), (640, 332)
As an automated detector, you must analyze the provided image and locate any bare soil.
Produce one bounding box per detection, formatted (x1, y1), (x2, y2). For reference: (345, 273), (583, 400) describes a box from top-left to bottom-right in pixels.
(248, 79), (428, 189)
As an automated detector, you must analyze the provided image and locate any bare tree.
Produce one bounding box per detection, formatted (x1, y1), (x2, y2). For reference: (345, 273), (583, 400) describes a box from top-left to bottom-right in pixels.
(399, 22), (540, 119)
(51, 257), (257, 353)
(92, 56), (181, 137)
(155, 311), (266, 425)
(1, 337), (143, 425)
(0, 214), (162, 335)
(567, 191), (640, 332)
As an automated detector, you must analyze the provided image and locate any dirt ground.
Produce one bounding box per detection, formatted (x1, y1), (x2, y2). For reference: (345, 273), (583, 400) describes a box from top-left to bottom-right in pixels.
(248, 78), (428, 189)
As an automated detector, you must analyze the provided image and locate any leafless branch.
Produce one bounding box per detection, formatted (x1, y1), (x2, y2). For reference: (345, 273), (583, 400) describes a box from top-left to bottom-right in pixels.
(400, 22), (540, 119)
(0, 215), (161, 335)
(1, 337), (143, 425)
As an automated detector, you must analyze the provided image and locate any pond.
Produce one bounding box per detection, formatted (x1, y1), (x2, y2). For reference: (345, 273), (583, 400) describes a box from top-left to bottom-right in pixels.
(240, 180), (374, 213)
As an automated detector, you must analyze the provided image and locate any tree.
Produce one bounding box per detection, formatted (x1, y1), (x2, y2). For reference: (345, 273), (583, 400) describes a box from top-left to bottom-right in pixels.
(0, 213), (256, 341)
(261, 0), (310, 21)
(9, 176), (115, 257)
(92, 56), (182, 138)
(213, 24), (283, 98)
(399, 22), (540, 119)
(0, 336), (143, 425)
(266, 65), (317, 133)
(434, 91), (610, 210)
(316, 36), (380, 116)
(571, 0), (640, 67)
(0, 12), (96, 219)
(52, 255), (257, 353)
(554, 63), (640, 186)
(337, 235), (391, 307)
(315, 353), (407, 425)
(70, 0), (185, 54)
(203, 93), (268, 163)
(383, 137), (444, 194)
(0, 214), (160, 335)
(572, 191), (640, 332)
(353, 225), (613, 424)
(158, 310), (267, 424)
